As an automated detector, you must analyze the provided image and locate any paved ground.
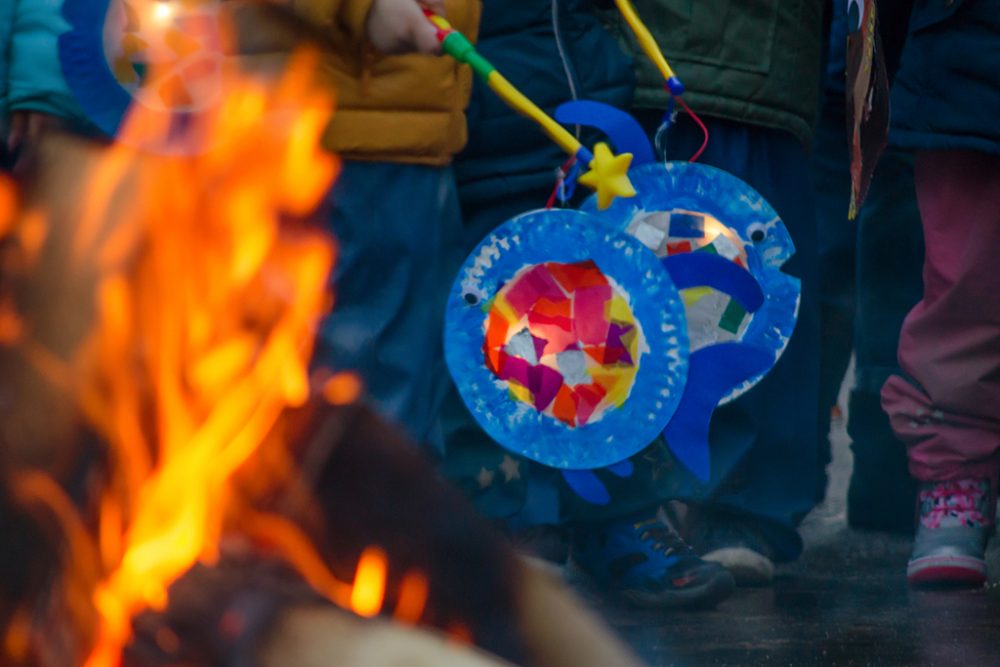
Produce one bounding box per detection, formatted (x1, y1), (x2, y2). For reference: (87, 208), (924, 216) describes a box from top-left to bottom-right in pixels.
(583, 409), (1000, 666)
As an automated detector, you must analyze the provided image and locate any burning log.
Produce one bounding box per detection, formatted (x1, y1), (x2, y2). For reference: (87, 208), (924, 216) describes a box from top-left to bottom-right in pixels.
(0, 5), (647, 667)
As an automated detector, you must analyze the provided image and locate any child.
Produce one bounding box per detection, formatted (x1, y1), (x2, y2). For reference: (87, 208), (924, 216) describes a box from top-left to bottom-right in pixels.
(880, 0), (1000, 586)
(812, 1), (922, 536)
(436, 0), (737, 609)
(291, 0), (481, 446)
(1, 0), (478, 450)
(595, 0), (826, 587)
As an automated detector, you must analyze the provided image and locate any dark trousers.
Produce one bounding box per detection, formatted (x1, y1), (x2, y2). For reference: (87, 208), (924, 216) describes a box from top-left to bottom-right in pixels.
(315, 161), (462, 446)
(609, 113), (823, 561)
(811, 105), (923, 533)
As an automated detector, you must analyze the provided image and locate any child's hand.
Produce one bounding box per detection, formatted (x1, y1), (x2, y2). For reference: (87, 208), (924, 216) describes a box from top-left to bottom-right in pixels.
(366, 0), (445, 55)
(6, 111), (57, 173)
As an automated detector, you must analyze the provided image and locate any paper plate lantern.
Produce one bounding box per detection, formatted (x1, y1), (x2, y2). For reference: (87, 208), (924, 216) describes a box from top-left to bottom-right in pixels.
(446, 209), (689, 470)
(582, 161), (800, 403)
(60, 0), (224, 151)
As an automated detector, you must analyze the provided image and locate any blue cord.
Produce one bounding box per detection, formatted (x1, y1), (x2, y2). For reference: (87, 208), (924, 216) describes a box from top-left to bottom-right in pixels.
(558, 160), (583, 205)
(654, 96), (677, 162)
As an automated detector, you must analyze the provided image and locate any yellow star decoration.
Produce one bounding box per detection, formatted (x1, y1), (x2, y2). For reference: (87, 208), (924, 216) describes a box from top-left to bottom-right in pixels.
(578, 142), (636, 210)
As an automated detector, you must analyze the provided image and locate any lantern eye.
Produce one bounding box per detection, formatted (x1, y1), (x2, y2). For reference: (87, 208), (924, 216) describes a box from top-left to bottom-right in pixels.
(747, 224), (767, 244)
(463, 292), (481, 306)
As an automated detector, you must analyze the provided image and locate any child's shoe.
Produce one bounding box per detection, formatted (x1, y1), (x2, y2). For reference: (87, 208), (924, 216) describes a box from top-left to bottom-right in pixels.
(696, 522), (776, 586)
(572, 507), (735, 608)
(907, 478), (994, 586)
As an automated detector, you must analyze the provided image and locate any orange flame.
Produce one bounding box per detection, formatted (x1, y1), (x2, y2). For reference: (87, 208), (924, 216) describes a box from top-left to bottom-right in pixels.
(73, 49), (341, 666)
(349, 547), (389, 618)
(1, 39), (430, 666)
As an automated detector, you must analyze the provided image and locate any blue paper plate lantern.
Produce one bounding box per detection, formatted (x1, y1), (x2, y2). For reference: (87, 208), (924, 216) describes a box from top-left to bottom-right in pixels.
(445, 208), (689, 470)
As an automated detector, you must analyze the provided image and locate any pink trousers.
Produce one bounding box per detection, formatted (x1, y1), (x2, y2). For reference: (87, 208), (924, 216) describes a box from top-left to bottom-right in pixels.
(882, 150), (1000, 482)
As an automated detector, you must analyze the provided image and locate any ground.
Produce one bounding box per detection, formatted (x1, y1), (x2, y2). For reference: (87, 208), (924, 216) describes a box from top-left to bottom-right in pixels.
(581, 409), (1000, 666)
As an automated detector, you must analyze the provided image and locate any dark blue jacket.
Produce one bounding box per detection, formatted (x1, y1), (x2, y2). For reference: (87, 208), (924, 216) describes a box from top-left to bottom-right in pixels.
(455, 0), (634, 211)
(891, 0), (1000, 156)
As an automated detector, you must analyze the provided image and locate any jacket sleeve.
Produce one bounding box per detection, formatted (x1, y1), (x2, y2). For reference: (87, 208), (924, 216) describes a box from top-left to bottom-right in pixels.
(0, 0), (14, 123)
(6, 0), (87, 121)
(291, 0), (377, 43)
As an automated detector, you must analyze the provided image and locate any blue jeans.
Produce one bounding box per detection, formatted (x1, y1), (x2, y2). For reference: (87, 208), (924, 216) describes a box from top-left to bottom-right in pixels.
(315, 161), (462, 445)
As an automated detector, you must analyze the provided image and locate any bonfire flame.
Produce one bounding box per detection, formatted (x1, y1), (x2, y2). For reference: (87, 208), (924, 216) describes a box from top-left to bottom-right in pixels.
(1, 47), (423, 666)
(81, 49), (338, 667)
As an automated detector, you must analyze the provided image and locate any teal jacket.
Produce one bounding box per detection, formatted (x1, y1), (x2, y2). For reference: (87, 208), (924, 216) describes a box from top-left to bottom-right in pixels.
(604, 0), (825, 148)
(1, 0), (86, 126)
(891, 0), (1000, 156)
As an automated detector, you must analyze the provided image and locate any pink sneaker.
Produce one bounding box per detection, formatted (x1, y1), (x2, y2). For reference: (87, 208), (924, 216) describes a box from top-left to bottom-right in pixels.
(906, 478), (994, 586)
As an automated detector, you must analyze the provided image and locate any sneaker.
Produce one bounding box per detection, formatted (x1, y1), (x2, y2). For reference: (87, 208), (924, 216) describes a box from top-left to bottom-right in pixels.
(686, 512), (777, 586)
(571, 508), (735, 609)
(702, 547), (774, 586)
(907, 478), (995, 586)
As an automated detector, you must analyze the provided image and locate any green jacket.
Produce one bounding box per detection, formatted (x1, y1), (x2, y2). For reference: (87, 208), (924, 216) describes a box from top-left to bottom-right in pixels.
(605, 0), (824, 148)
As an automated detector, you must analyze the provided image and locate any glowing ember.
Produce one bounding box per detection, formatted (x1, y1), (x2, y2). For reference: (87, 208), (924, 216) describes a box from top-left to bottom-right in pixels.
(394, 572), (430, 625)
(350, 547), (389, 618)
(322, 371), (364, 406)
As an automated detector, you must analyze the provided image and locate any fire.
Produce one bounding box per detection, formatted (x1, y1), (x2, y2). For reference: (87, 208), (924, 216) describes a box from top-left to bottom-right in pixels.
(349, 547), (390, 618)
(1, 45), (426, 665)
(77, 49), (340, 667)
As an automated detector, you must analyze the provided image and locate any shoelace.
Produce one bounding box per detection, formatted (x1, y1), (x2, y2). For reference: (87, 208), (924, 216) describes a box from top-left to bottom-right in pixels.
(920, 479), (992, 529)
(634, 518), (695, 557)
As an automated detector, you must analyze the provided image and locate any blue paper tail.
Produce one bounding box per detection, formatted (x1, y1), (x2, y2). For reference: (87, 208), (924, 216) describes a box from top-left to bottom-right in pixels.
(561, 470), (611, 505)
(606, 460), (634, 477)
(663, 343), (774, 481)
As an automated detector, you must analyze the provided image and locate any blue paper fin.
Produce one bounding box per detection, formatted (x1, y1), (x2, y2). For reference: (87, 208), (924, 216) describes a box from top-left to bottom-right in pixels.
(607, 460), (634, 477)
(60, 0), (134, 137)
(561, 470), (611, 505)
(555, 101), (655, 166)
(663, 253), (766, 313)
(663, 343), (774, 481)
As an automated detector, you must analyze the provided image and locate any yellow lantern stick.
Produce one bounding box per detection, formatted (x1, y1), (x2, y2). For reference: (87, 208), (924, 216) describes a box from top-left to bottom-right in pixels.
(613, 0), (685, 97)
(612, 0), (710, 161)
(424, 10), (635, 209)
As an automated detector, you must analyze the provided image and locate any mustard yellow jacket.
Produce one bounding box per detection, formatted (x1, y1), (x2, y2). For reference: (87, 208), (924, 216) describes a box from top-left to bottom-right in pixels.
(293, 0), (480, 165)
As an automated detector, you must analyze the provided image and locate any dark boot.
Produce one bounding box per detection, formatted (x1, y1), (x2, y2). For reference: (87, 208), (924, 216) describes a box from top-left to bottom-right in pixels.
(846, 388), (916, 534)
